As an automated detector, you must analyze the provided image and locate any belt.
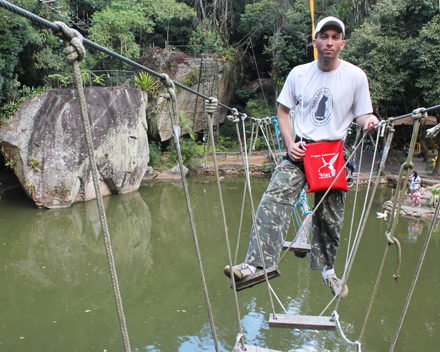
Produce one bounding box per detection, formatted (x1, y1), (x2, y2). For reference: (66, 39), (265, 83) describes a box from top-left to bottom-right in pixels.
(294, 136), (315, 144)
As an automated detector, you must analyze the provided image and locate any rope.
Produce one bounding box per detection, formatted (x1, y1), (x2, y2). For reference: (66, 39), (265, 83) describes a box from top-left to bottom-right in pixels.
(250, 38), (271, 117)
(232, 334), (245, 352)
(2, 0), (440, 128)
(389, 194), (440, 351)
(240, 115), (277, 318)
(161, 79), (220, 352)
(342, 130), (365, 292)
(258, 120), (278, 166)
(271, 116), (284, 161)
(358, 123), (396, 342)
(2, 3), (439, 348)
(265, 120), (281, 164)
(229, 112), (248, 265)
(335, 128), (383, 312)
(332, 311), (362, 351)
(384, 109), (425, 281)
(53, 21), (131, 352)
(206, 100), (244, 350)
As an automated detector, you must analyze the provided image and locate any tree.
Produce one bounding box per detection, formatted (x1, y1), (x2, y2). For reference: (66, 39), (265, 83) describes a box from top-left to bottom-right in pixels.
(240, 0), (311, 96)
(88, 0), (195, 70)
(342, 0), (438, 118)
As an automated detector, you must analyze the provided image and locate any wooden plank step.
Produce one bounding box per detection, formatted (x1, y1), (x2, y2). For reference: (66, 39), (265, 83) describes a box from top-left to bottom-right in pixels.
(230, 266), (281, 291)
(269, 314), (336, 331)
(282, 241), (311, 252)
(282, 213), (312, 253)
(244, 345), (282, 352)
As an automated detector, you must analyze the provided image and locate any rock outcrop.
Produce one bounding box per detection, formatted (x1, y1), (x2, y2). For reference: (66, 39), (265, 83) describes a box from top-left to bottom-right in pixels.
(0, 87), (149, 208)
(147, 59), (237, 142)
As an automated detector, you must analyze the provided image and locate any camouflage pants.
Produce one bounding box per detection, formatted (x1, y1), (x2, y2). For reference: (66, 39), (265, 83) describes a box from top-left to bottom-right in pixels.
(244, 160), (346, 271)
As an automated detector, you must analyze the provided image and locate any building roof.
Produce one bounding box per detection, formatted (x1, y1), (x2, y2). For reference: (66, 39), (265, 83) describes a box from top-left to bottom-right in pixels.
(391, 115), (437, 125)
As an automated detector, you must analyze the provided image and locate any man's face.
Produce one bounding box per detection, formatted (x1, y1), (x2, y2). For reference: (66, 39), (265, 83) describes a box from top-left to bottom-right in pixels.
(313, 25), (346, 61)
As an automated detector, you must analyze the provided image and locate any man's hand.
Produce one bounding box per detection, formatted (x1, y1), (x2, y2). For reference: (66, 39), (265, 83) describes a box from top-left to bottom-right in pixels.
(357, 114), (380, 131)
(287, 141), (307, 161)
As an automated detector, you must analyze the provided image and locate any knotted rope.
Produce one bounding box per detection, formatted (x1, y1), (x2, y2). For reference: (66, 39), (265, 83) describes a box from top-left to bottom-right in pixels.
(206, 101), (246, 350)
(160, 76), (220, 352)
(228, 110), (248, 265)
(54, 21), (131, 352)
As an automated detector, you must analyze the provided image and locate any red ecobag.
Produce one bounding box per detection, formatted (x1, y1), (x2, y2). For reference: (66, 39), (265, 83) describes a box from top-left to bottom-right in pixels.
(303, 140), (348, 193)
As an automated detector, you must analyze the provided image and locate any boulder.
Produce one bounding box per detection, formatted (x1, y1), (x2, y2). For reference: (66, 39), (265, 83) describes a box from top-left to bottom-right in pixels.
(148, 59), (237, 142)
(0, 87), (149, 208)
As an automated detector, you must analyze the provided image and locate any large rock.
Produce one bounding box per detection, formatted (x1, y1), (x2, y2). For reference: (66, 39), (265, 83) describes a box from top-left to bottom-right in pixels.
(148, 59), (237, 142)
(0, 87), (149, 208)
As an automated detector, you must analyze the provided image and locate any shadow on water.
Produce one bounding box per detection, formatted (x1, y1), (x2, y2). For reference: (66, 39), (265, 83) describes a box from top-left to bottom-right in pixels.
(0, 178), (439, 351)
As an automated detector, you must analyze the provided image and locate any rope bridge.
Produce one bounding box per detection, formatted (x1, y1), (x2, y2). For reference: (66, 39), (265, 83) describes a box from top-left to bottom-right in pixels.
(1, 1), (440, 351)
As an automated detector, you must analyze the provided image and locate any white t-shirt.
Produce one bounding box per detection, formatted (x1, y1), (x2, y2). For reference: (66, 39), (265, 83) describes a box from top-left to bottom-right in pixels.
(277, 60), (373, 141)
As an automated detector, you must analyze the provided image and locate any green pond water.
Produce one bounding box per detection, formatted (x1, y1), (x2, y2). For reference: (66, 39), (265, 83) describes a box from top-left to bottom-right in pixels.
(0, 177), (439, 352)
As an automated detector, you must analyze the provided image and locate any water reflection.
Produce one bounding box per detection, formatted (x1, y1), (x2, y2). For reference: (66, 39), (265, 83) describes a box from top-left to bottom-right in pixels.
(0, 180), (439, 352)
(0, 190), (152, 350)
(407, 220), (424, 243)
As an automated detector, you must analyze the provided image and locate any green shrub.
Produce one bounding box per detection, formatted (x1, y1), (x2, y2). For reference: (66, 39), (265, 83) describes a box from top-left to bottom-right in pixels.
(218, 136), (236, 151)
(135, 71), (159, 96)
(178, 66), (200, 88)
(179, 111), (197, 141)
(252, 136), (268, 151)
(427, 186), (440, 207)
(246, 98), (275, 118)
(148, 141), (163, 168)
(167, 138), (201, 168)
(234, 87), (256, 103)
(1, 85), (50, 127)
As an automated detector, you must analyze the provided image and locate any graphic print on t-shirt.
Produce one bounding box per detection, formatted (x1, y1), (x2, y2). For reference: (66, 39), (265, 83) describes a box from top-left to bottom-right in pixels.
(311, 88), (333, 126)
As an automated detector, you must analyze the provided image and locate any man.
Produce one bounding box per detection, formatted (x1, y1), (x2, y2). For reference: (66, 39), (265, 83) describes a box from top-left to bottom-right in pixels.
(224, 16), (379, 298)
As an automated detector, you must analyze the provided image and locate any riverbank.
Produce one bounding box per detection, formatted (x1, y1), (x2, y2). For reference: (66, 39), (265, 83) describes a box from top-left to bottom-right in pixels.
(3, 149), (440, 203)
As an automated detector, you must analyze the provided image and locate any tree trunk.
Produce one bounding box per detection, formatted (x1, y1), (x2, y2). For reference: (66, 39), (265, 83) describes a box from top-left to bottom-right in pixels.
(417, 126), (429, 162)
(432, 117), (440, 174)
(433, 137), (440, 175)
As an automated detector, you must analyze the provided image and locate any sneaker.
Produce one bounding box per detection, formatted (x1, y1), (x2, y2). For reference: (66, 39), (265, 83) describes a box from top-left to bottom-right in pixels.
(224, 263), (255, 281)
(324, 271), (349, 299)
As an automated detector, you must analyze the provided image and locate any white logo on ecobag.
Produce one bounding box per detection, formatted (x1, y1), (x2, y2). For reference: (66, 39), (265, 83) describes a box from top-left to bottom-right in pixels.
(312, 152), (339, 179)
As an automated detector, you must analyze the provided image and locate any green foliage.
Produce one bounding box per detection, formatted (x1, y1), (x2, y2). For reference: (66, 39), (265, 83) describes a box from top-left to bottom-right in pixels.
(240, 0), (310, 88)
(135, 71), (159, 95)
(89, 0), (194, 69)
(148, 141), (163, 168)
(89, 0), (154, 64)
(91, 72), (109, 86)
(416, 14), (440, 107)
(0, 101), (20, 122)
(342, 0), (439, 117)
(28, 156), (41, 172)
(167, 138), (201, 168)
(427, 186), (440, 207)
(245, 98), (275, 118)
(235, 88), (256, 104)
(0, 85), (50, 125)
(217, 136), (237, 151)
(177, 66), (200, 88)
(25, 179), (35, 195)
(178, 111), (197, 141)
(189, 19), (223, 54)
(252, 136), (268, 151)
(54, 182), (70, 198)
(0, 10), (37, 104)
(1, 147), (15, 169)
(221, 47), (239, 62)
(46, 73), (72, 89)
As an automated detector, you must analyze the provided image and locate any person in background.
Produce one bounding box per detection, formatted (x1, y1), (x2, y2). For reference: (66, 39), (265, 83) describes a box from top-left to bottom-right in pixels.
(409, 171), (421, 195)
